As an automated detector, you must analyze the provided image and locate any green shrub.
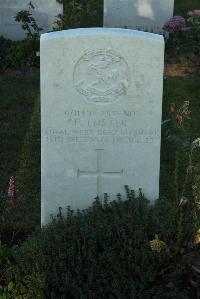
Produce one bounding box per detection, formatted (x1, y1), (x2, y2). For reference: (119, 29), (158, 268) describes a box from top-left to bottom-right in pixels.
(4, 39), (39, 71)
(0, 74), (40, 193)
(0, 3), (41, 72)
(175, 0), (200, 15)
(0, 243), (17, 298)
(0, 36), (39, 72)
(7, 189), (199, 298)
(163, 12), (200, 65)
(0, 36), (12, 72)
(54, 0), (103, 30)
(15, 5), (42, 40)
(0, 196), (40, 245)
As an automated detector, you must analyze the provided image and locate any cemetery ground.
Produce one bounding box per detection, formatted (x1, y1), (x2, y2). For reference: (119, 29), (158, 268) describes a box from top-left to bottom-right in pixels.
(0, 72), (200, 297)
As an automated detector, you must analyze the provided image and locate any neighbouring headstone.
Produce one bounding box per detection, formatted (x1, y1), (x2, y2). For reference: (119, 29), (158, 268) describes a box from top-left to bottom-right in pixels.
(104, 0), (174, 34)
(41, 28), (164, 226)
(0, 0), (62, 40)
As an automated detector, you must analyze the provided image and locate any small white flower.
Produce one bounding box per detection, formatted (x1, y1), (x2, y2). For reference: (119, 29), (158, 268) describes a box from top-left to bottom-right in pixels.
(192, 137), (200, 147)
(178, 196), (188, 207)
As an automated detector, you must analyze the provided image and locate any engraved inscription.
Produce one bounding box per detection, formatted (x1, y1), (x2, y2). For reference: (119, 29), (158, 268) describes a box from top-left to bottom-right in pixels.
(73, 49), (130, 103)
(44, 109), (160, 145)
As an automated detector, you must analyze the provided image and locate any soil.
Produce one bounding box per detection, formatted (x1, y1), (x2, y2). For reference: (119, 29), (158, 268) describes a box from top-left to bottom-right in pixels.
(165, 63), (200, 77)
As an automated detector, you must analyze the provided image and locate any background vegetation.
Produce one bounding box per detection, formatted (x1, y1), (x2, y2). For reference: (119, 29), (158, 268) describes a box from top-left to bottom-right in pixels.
(0, 75), (39, 195)
(175, 0), (200, 15)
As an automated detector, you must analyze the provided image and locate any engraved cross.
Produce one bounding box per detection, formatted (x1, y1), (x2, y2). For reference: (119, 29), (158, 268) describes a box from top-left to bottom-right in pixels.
(77, 149), (123, 198)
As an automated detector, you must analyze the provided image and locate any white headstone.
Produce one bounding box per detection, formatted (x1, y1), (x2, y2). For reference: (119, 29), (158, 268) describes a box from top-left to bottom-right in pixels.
(104, 0), (174, 34)
(41, 28), (164, 226)
(0, 0), (62, 40)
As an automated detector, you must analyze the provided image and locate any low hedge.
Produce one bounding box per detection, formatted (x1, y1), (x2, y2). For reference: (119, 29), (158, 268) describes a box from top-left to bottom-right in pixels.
(1, 188), (198, 298)
(0, 36), (39, 73)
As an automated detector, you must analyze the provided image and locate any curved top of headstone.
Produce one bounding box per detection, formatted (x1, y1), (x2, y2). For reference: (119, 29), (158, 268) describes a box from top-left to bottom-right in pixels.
(41, 27), (164, 43)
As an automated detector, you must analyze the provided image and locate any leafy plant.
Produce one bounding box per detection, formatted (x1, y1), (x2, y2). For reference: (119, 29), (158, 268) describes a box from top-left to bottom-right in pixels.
(162, 100), (199, 190)
(15, 2), (43, 40)
(0, 36), (12, 72)
(163, 11), (200, 65)
(0, 243), (16, 298)
(54, 0), (103, 30)
(0, 2), (41, 72)
(0, 189), (197, 298)
(0, 195), (40, 245)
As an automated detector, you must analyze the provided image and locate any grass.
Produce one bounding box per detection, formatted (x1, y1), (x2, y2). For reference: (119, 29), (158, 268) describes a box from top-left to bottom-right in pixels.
(160, 78), (200, 199)
(0, 74), (40, 197)
(16, 90), (40, 200)
(163, 78), (200, 137)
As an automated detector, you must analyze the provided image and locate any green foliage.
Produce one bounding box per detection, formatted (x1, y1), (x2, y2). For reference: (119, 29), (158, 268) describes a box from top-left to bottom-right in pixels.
(16, 93), (40, 200)
(0, 75), (39, 195)
(0, 36), (39, 72)
(2, 190), (197, 298)
(54, 0), (103, 30)
(0, 3), (41, 72)
(0, 241), (43, 298)
(0, 196), (40, 245)
(0, 243), (16, 298)
(162, 100), (192, 150)
(0, 196), (40, 295)
(0, 37), (12, 72)
(175, 0), (200, 15)
(0, 75), (40, 257)
(13, 4), (42, 69)
(15, 8), (42, 40)
(3, 39), (39, 71)
(160, 78), (200, 200)
(164, 13), (200, 65)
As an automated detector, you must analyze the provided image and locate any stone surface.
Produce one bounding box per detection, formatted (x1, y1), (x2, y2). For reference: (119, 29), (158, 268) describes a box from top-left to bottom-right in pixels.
(41, 28), (164, 226)
(0, 0), (62, 40)
(104, 0), (174, 34)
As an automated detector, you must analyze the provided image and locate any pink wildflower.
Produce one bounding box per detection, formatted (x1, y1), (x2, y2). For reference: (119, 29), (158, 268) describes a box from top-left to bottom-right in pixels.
(163, 16), (186, 33)
(8, 176), (17, 207)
